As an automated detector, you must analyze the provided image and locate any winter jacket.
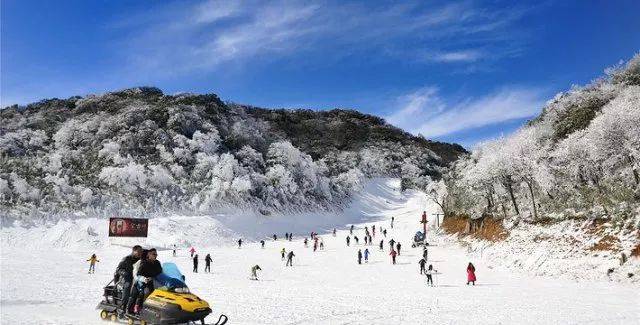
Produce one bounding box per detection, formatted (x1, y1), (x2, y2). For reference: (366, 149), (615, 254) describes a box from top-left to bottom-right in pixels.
(138, 259), (162, 278)
(467, 265), (476, 282)
(115, 254), (139, 282)
(389, 250), (397, 257)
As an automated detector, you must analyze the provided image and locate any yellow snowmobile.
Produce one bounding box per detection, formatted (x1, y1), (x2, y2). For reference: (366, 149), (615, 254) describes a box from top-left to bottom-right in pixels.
(97, 262), (227, 325)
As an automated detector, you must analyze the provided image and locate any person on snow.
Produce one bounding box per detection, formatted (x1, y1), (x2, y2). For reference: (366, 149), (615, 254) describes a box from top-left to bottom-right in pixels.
(87, 254), (99, 274)
(204, 254), (212, 273)
(238, 238), (243, 249)
(364, 235), (369, 245)
(320, 240), (324, 250)
(281, 248), (286, 260)
(172, 244), (177, 257)
(114, 245), (142, 318)
(333, 228), (337, 236)
(389, 249), (397, 265)
(364, 248), (370, 263)
(425, 265), (436, 286)
(189, 247), (196, 258)
(261, 240), (265, 249)
(368, 234), (373, 245)
(388, 239), (396, 251)
(193, 254), (199, 273)
(346, 236), (351, 246)
(379, 240), (384, 251)
(396, 242), (402, 255)
(423, 247), (428, 261)
(383, 229), (387, 237)
(354, 236), (359, 245)
(251, 265), (262, 280)
(273, 234), (277, 241)
(391, 217), (395, 228)
(418, 258), (427, 274)
(289, 233), (293, 241)
(313, 241), (318, 252)
(304, 238), (308, 247)
(285, 233), (288, 241)
(129, 248), (162, 314)
(286, 251), (295, 266)
(357, 249), (363, 264)
(467, 262), (476, 285)
(372, 225), (376, 237)
(350, 225), (354, 234)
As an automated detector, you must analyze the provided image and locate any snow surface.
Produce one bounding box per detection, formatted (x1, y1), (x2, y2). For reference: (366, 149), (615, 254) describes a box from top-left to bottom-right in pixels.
(1, 178), (638, 324)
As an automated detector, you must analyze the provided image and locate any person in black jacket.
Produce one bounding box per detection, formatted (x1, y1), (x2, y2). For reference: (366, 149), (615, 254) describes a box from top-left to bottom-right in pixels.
(204, 254), (212, 273)
(114, 245), (142, 318)
(128, 248), (162, 314)
(193, 254), (199, 273)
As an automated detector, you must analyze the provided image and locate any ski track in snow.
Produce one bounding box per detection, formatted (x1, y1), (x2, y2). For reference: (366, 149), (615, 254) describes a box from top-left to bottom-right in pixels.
(1, 179), (638, 324)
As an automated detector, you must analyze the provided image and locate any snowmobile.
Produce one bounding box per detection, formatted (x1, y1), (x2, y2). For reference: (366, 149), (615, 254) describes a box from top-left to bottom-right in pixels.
(97, 262), (228, 325)
(411, 231), (427, 248)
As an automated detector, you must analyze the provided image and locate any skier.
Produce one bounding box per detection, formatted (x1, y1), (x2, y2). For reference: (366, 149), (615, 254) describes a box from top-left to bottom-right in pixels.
(346, 236), (351, 246)
(313, 241), (318, 252)
(204, 254), (212, 273)
(389, 249), (397, 264)
(379, 240), (384, 251)
(354, 236), (359, 245)
(425, 265), (436, 286)
(357, 249), (363, 264)
(372, 225), (376, 237)
(396, 242), (402, 255)
(286, 251), (295, 266)
(172, 244), (177, 257)
(281, 248), (286, 260)
(391, 216), (394, 228)
(467, 262), (476, 285)
(320, 241), (324, 250)
(333, 228), (337, 236)
(250, 265), (262, 280)
(368, 234), (373, 245)
(189, 247), (196, 258)
(289, 233), (293, 241)
(273, 234), (277, 241)
(87, 254), (99, 274)
(350, 225), (354, 234)
(418, 258), (426, 274)
(114, 245), (142, 318)
(193, 254), (199, 273)
(423, 247), (428, 261)
(238, 238), (243, 249)
(388, 239), (396, 251)
(364, 235), (369, 245)
(364, 248), (370, 263)
(285, 233), (289, 241)
(304, 238), (308, 247)
(383, 229), (387, 237)
(261, 240), (265, 249)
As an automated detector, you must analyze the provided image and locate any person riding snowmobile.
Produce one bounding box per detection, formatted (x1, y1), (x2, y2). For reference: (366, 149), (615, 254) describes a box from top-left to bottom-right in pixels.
(128, 248), (162, 314)
(114, 245), (142, 318)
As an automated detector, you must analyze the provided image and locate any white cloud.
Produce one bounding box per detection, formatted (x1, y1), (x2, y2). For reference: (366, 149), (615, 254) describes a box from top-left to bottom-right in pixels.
(116, 0), (531, 77)
(387, 87), (546, 138)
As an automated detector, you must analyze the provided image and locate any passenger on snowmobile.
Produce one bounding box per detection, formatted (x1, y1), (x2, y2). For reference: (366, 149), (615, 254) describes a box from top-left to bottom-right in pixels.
(128, 248), (162, 314)
(114, 245), (142, 317)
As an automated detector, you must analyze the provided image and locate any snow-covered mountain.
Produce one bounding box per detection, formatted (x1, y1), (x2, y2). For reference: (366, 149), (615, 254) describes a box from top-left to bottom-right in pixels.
(0, 91), (465, 220)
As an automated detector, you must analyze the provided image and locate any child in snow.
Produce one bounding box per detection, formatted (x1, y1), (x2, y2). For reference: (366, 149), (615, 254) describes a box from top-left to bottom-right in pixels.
(193, 254), (199, 273)
(467, 262), (476, 285)
(364, 248), (370, 263)
(286, 251), (295, 266)
(87, 254), (99, 273)
(426, 265), (436, 286)
(357, 250), (363, 264)
(281, 248), (286, 260)
(251, 265), (262, 280)
(204, 254), (212, 273)
(389, 249), (397, 264)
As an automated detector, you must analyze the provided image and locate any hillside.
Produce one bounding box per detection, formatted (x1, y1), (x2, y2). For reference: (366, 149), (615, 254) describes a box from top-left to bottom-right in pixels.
(0, 90), (465, 219)
(432, 53), (640, 281)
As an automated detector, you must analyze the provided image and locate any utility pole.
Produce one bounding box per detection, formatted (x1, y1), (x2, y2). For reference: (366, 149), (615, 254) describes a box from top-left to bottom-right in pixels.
(431, 213), (444, 228)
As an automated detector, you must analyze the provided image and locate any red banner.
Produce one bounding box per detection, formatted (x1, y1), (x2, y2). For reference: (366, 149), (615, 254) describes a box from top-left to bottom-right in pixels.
(108, 218), (148, 237)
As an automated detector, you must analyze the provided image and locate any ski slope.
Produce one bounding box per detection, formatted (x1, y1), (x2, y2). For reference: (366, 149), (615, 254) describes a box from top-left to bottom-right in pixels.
(1, 179), (638, 324)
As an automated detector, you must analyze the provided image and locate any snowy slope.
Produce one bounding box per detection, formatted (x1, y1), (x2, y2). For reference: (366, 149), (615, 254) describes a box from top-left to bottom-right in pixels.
(1, 178), (638, 324)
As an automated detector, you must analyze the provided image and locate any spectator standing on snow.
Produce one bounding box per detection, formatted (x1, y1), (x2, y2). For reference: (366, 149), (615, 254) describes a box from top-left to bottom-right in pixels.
(286, 251), (295, 266)
(281, 248), (286, 260)
(418, 258), (427, 274)
(389, 239), (396, 251)
(364, 248), (370, 263)
(333, 228), (337, 236)
(350, 225), (354, 234)
(193, 254), (199, 273)
(368, 234), (373, 245)
(391, 217), (395, 228)
(396, 242), (402, 255)
(87, 254), (99, 274)
(379, 240), (384, 251)
(189, 247), (196, 258)
(357, 249), (363, 264)
(389, 249), (397, 264)
(204, 254), (212, 273)
(346, 236), (351, 246)
(251, 265), (262, 280)
(238, 239), (243, 249)
(382, 229), (387, 237)
(273, 234), (277, 241)
(467, 262), (476, 285)
(426, 265), (436, 286)
(261, 240), (265, 249)
(313, 241), (318, 252)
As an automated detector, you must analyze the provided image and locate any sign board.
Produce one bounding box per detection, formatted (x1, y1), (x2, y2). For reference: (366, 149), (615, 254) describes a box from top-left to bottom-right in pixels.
(109, 218), (148, 237)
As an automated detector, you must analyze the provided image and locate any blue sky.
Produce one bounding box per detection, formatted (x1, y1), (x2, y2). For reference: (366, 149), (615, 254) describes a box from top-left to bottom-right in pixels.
(2, 0), (639, 148)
